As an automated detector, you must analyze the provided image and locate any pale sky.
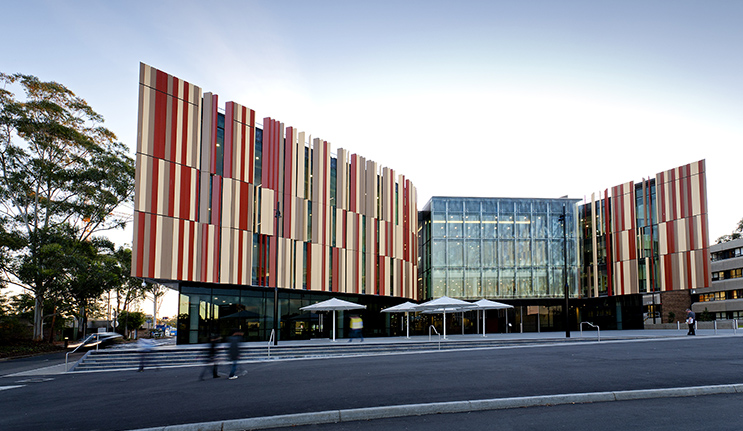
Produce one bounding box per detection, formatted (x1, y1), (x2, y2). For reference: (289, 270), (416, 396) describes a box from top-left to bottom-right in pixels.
(4, 1), (742, 316)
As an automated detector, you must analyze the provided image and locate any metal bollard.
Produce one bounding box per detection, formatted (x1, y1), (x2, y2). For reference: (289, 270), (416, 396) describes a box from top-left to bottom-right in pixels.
(714, 320), (717, 335)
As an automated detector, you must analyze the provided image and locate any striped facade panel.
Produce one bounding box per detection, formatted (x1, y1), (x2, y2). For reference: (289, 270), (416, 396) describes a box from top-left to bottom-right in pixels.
(134, 64), (418, 300)
(607, 182), (638, 295)
(656, 160), (710, 291)
(582, 160), (709, 298)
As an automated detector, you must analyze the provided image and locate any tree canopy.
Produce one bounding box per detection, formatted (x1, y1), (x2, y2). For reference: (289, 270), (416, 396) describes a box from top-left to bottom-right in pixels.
(0, 72), (135, 340)
(716, 217), (743, 244)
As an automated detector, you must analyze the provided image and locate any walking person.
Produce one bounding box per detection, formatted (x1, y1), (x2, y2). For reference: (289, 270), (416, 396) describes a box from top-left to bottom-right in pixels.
(137, 336), (155, 372)
(348, 315), (364, 342)
(200, 334), (221, 380)
(686, 309), (696, 335)
(228, 329), (244, 379)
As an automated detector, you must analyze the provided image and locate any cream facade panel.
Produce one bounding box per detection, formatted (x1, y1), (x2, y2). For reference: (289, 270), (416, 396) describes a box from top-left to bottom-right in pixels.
(658, 222), (668, 256)
(310, 243), (323, 291)
(336, 148), (348, 210)
(200, 92), (215, 174)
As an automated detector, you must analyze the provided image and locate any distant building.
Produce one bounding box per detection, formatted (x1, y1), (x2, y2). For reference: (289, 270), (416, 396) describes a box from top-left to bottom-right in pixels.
(692, 238), (743, 320)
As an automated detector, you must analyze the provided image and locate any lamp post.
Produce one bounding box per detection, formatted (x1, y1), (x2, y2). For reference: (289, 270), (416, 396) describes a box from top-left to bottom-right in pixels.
(273, 204), (281, 346)
(561, 203), (571, 338)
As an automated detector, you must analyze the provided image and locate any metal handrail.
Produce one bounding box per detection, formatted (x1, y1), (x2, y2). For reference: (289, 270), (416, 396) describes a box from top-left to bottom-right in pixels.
(428, 325), (441, 350)
(65, 333), (98, 371)
(580, 322), (600, 342)
(267, 329), (275, 358)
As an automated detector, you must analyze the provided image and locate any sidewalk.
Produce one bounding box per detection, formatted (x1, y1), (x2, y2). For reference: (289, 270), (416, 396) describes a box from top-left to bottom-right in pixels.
(2, 328), (738, 377)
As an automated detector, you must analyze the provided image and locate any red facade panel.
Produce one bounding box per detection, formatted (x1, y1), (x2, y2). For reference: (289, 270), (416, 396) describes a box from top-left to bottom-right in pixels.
(180, 82), (190, 166)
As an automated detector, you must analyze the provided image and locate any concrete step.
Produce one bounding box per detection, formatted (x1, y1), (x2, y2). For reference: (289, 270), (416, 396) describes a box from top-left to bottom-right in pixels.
(70, 338), (552, 372)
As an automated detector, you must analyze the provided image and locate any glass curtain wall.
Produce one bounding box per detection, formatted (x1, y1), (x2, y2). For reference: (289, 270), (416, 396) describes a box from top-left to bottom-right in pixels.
(419, 197), (580, 301)
(177, 283), (401, 344)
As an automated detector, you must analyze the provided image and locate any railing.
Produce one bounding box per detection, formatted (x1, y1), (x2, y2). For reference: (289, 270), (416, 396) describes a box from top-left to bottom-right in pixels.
(714, 319), (739, 335)
(579, 322), (600, 342)
(267, 330), (275, 359)
(428, 325), (441, 350)
(65, 333), (99, 371)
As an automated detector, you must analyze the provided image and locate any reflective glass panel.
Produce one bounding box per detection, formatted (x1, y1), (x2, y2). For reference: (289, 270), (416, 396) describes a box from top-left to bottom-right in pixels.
(465, 270), (481, 298)
(481, 240), (496, 267)
(481, 214), (497, 238)
(465, 214), (481, 238)
(499, 215), (514, 238)
(483, 269), (498, 296)
(466, 240), (481, 268)
(447, 240), (464, 267)
(432, 269), (447, 298)
(499, 269), (515, 297)
(516, 240), (531, 267)
(432, 239), (447, 267)
(516, 269), (532, 297)
(534, 269), (548, 297)
(432, 213), (446, 238)
(516, 215), (531, 238)
(448, 214), (463, 238)
(448, 270), (464, 297)
(534, 240), (548, 266)
(534, 215), (548, 238)
(499, 240), (515, 267)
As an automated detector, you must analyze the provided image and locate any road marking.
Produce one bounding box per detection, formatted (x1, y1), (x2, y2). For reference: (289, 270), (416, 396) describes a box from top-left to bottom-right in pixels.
(15, 377), (55, 383)
(0, 385), (25, 391)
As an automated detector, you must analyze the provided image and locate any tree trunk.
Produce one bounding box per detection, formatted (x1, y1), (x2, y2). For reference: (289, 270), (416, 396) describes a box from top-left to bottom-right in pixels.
(33, 294), (44, 341)
(49, 305), (57, 344)
(78, 304), (87, 339)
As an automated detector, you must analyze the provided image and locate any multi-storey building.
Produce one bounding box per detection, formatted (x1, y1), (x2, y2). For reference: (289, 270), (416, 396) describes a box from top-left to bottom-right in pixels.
(693, 238), (743, 320)
(132, 65), (711, 341)
(579, 160), (711, 323)
(132, 64), (418, 343)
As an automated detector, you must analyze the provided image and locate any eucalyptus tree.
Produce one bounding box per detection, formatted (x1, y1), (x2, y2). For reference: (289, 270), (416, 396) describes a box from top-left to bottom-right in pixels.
(0, 72), (134, 340)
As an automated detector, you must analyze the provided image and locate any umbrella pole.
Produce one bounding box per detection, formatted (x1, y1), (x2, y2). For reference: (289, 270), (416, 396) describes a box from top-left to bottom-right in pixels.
(406, 312), (410, 339)
(483, 311), (487, 337)
(443, 311), (447, 340)
(332, 310), (336, 342)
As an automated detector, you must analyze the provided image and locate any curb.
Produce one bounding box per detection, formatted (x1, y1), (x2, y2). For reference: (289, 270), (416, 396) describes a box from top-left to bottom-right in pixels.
(129, 383), (743, 431)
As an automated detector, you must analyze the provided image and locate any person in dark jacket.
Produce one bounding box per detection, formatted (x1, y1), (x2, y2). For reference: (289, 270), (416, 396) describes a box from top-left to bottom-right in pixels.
(228, 330), (244, 379)
(686, 309), (696, 335)
(200, 335), (221, 380)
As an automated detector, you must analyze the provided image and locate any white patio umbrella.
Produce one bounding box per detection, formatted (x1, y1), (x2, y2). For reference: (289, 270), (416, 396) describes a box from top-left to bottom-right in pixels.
(300, 298), (366, 342)
(414, 296), (476, 339)
(381, 301), (419, 339)
(472, 299), (514, 337)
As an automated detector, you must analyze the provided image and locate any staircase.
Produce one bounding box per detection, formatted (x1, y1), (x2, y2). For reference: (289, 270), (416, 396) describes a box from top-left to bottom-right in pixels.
(69, 338), (565, 372)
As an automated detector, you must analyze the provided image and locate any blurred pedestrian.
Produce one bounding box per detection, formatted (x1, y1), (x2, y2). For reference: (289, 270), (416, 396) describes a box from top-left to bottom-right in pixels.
(200, 334), (221, 380)
(228, 330), (244, 379)
(137, 337), (155, 372)
(348, 315), (364, 342)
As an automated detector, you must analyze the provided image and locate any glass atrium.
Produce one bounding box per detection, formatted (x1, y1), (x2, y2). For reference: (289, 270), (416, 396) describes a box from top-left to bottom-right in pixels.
(418, 197), (581, 300)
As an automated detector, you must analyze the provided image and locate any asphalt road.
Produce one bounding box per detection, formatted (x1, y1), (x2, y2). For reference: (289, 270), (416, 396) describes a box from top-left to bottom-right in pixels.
(268, 393), (743, 431)
(1, 335), (742, 430)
